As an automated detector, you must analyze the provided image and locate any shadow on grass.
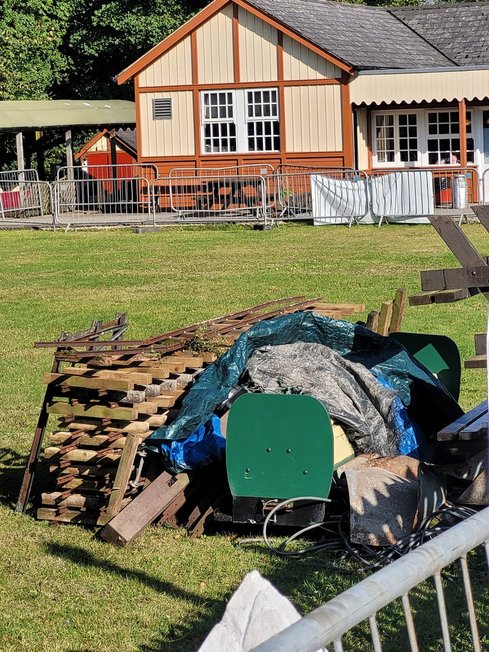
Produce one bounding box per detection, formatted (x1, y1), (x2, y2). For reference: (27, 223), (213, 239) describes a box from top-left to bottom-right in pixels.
(46, 542), (204, 603)
(0, 447), (28, 507)
(44, 541), (225, 652)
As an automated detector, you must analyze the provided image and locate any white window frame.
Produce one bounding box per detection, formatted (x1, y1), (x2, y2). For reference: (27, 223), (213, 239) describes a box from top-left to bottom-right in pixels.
(200, 87), (280, 155)
(371, 108), (474, 169)
(372, 110), (424, 168)
(426, 109), (474, 166)
(201, 90), (237, 154)
(245, 88), (280, 154)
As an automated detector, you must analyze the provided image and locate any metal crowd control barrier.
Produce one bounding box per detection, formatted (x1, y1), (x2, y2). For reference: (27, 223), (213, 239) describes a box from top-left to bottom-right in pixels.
(0, 179), (53, 223)
(482, 169), (489, 205)
(53, 175), (154, 227)
(168, 164), (274, 179)
(253, 505), (489, 652)
(272, 168), (368, 226)
(370, 168), (479, 226)
(56, 163), (159, 182)
(155, 173), (269, 225)
(0, 168), (40, 183)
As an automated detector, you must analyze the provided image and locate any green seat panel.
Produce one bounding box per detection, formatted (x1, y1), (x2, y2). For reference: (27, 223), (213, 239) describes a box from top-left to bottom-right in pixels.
(389, 332), (461, 401)
(226, 393), (334, 500)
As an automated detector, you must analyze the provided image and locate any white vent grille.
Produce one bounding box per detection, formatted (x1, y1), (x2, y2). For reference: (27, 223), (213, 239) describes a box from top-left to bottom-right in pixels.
(153, 98), (172, 120)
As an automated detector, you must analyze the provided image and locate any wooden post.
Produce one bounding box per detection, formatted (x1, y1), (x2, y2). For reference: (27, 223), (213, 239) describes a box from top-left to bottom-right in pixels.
(65, 129), (74, 178)
(16, 131), (25, 171)
(35, 131), (46, 180)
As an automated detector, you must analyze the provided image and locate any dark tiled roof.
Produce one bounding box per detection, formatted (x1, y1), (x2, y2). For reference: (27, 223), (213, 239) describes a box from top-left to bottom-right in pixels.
(392, 3), (489, 67)
(116, 128), (137, 153)
(247, 0), (455, 69)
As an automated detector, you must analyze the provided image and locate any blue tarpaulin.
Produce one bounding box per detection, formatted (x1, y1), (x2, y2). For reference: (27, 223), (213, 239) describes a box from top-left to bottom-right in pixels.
(149, 312), (462, 470)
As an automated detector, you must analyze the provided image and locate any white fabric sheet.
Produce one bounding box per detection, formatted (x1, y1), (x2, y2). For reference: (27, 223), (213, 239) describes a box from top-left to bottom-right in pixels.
(311, 174), (371, 225)
(312, 171), (434, 225)
(198, 570), (326, 652)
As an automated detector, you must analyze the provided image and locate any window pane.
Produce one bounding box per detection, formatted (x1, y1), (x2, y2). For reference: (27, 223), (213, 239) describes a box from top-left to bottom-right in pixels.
(245, 88), (280, 152)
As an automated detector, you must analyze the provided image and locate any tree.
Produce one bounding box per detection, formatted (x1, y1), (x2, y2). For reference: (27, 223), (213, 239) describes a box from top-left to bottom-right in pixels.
(0, 0), (71, 100)
(58, 0), (202, 99)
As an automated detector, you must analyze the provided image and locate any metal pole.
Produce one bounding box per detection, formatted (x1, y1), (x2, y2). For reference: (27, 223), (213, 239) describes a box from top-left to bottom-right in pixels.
(252, 508), (489, 652)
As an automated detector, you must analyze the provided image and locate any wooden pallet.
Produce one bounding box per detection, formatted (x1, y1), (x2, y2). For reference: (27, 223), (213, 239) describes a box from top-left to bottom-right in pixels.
(23, 297), (365, 533)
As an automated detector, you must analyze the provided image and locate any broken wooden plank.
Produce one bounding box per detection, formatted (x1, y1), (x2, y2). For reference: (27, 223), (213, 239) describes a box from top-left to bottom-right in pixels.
(464, 354), (486, 369)
(43, 447), (122, 463)
(389, 288), (407, 334)
(37, 507), (112, 526)
(377, 300), (394, 337)
(105, 432), (144, 518)
(44, 373), (136, 392)
(366, 310), (379, 332)
(437, 401), (487, 441)
(100, 472), (190, 546)
(474, 333), (486, 356)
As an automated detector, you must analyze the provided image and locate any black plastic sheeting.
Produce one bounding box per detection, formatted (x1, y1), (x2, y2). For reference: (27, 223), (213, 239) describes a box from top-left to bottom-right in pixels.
(149, 312), (463, 454)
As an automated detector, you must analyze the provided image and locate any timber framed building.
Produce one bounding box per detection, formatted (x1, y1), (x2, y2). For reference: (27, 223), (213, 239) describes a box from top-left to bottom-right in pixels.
(116, 0), (489, 197)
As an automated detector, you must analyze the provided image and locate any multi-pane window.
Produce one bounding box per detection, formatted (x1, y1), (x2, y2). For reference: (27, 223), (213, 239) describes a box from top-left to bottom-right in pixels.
(201, 88), (280, 154)
(375, 114), (395, 163)
(374, 113), (418, 164)
(202, 92), (236, 153)
(427, 111), (474, 165)
(398, 114), (418, 163)
(247, 89), (280, 152)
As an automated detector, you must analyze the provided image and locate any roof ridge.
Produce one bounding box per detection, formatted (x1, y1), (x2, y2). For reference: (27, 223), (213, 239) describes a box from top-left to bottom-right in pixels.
(388, 5), (458, 67)
(392, 1), (489, 11)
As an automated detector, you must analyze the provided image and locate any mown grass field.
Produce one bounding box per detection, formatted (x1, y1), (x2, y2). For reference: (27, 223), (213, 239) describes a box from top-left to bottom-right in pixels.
(0, 223), (488, 651)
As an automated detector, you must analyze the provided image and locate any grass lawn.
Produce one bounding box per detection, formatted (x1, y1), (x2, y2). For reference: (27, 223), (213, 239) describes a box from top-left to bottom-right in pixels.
(0, 223), (488, 651)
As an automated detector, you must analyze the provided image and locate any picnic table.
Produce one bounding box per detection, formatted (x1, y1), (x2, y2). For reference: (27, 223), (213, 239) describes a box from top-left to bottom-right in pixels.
(437, 401), (488, 442)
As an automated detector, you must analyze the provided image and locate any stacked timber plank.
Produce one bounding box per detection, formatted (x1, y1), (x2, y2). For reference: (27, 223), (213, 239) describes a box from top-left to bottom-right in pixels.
(37, 350), (215, 525)
(21, 296), (366, 536)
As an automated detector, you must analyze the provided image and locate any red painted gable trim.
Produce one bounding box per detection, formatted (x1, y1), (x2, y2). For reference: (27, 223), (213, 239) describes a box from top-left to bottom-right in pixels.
(116, 0), (353, 84)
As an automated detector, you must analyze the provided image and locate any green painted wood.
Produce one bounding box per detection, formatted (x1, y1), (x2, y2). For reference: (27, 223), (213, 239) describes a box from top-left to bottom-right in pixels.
(390, 332), (461, 401)
(226, 394), (334, 500)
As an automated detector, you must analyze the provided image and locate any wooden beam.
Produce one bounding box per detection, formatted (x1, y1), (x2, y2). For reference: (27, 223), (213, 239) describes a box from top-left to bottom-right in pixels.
(16, 131), (24, 171)
(389, 288), (407, 334)
(421, 266), (489, 291)
(428, 215), (489, 300)
(65, 129), (74, 178)
(100, 472), (190, 545)
(377, 300), (394, 337)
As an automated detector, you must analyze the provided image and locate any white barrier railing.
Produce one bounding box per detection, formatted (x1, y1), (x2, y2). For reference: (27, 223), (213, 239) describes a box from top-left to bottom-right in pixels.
(2, 163), (485, 228)
(154, 173), (269, 225)
(482, 169), (489, 205)
(53, 175), (154, 226)
(0, 168), (39, 183)
(371, 167), (479, 215)
(253, 505), (489, 652)
(56, 163), (159, 182)
(168, 164), (274, 179)
(0, 179), (53, 222)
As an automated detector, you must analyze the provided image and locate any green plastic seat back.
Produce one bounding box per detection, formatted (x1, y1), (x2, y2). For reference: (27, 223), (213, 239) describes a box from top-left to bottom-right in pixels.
(226, 393), (334, 500)
(389, 332), (461, 401)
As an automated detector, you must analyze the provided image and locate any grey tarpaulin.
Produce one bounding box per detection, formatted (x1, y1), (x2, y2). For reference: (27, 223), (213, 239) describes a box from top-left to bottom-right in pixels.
(149, 312), (462, 453)
(245, 342), (403, 456)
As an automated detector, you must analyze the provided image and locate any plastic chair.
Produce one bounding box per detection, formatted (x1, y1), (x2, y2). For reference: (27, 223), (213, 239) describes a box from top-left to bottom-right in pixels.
(389, 332), (461, 401)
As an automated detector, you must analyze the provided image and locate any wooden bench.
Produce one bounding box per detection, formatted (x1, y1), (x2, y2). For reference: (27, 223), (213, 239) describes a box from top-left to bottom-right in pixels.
(437, 401), (488, 442)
